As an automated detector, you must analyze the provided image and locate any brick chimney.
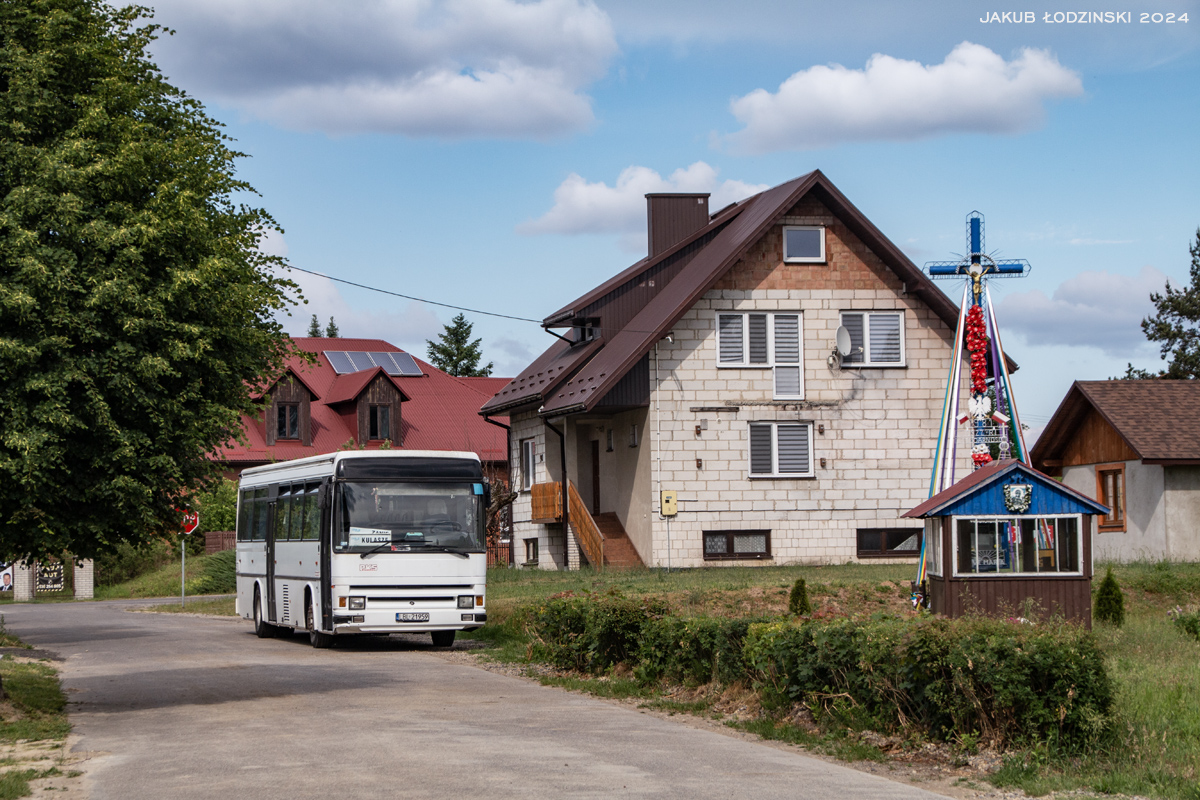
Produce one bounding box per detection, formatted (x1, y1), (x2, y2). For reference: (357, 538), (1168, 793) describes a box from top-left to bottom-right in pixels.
(646, 193), (710, 259)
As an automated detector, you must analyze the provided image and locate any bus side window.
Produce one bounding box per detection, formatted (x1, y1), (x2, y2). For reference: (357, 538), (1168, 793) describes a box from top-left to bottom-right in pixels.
(303, 483), (321, 540)
(236, 490), (250, 542)
(275, 486), (291, 541)
(253, 488), (268, 541)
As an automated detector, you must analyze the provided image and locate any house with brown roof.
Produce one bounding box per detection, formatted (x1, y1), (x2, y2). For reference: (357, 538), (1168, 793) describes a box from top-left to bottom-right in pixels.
(1030, 380), (1200, 562)
(217, 337), (508, 480)
(479, 171), (974, 570)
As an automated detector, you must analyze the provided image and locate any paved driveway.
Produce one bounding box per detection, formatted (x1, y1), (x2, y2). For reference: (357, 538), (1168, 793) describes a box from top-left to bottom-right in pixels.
(3, 600), (948, 799)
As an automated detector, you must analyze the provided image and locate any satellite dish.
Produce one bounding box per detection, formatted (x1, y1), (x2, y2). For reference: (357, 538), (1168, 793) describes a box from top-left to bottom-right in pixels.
(835, 326), (852, 357)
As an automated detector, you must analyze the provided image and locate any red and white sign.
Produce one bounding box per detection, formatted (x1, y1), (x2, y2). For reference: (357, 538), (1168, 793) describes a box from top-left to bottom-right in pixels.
(181, 511), (200, 535)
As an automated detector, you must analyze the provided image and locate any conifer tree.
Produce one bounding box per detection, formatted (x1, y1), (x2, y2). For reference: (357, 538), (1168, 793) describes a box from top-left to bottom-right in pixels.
(307, 314), (322, 337)
(426, 314), (493, 377)
(325, 317), (340, 338)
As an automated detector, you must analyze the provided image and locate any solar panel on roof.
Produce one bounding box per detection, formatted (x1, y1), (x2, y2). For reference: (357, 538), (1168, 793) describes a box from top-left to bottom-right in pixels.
(347, 352), (375, 372)
(325, 351), (355, 374)
(391, 352), (423, 376)
(367, 352), (401, 375)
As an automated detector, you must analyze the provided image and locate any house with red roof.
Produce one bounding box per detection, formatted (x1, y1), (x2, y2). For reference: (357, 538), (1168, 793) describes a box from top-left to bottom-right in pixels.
(480, 171), (975, 571)
(216, 337), (508, 480)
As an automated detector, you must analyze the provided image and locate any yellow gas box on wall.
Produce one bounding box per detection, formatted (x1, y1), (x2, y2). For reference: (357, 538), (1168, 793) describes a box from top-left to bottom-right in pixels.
(660, 490), (677, 517)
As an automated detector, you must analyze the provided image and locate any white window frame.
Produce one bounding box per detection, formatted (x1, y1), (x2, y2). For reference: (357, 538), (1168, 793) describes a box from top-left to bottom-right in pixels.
(715, 311), (805, 399)
(950, 514), (1084, 578)
(783, 226), (825, 263)
(519, 438), (536, 491)
(840, 310), (906, 367)
(747, 421), (815, 478)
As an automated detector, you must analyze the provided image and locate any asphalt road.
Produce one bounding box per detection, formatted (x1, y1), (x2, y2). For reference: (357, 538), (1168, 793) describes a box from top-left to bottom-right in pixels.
(3, 600), (950, 799)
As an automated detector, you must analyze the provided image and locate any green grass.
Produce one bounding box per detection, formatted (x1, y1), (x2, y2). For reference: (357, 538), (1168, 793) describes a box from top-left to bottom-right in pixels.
(94, 551), (234, 600)
(484, 563), (914, 620)
(0, 654), (70, 743)
(731, 718), (887, 763)
(0, 768), (69, 800)
(143, 597), (236, 616)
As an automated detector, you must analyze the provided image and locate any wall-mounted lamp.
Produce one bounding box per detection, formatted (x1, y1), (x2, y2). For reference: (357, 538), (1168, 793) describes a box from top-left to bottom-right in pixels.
(817, 423), (825, 435)
(820, 458), (827, 468)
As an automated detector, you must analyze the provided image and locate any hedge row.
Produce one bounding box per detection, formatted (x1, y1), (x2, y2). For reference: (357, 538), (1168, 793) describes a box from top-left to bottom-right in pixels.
(522, 593), (1112, 750)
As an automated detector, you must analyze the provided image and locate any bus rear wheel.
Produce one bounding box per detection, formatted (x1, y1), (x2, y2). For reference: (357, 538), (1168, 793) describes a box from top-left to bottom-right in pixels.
(430, 630), (455, 648)
(253, 588), (274, 638)
(307, 600), (334, 649)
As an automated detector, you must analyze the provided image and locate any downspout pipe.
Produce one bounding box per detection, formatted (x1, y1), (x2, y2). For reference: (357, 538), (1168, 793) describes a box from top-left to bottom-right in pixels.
(483, 414), (513, 566)
(544, 419), (570, 563)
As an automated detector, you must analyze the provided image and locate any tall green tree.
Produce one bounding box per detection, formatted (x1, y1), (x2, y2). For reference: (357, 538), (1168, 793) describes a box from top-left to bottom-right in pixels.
(426, 313), (493, 377)
(307, 314), (322, 337)
(325, 316), (339, 338)
(0, 1), (298, 561)
(1138, 229), (1200, 379)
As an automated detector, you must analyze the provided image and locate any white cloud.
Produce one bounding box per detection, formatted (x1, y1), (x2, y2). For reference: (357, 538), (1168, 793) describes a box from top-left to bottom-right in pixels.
(149, 0), (616, 138)
(518, 161), (768, 250)
(996, 266), (1166, 357)
(726, 41), (1083, 153)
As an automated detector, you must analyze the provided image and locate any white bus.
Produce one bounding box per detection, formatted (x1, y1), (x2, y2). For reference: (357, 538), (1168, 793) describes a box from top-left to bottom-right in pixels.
(235, 451), (489, 648)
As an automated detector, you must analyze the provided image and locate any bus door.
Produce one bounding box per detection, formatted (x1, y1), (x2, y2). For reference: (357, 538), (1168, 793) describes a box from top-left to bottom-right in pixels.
(319, 478), (333, 631)
(266, 488), (278, 622)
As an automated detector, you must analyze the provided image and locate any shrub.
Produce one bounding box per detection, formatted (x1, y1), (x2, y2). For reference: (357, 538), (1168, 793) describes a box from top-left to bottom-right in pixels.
(95, 538), (175, 587)
(744, 614), (1112, 750)
(1168, 606), (1200, 642)
(635, 616), (757, 686)
(523, 591), (666, 672)
(1094, 568), (1125, 627)
(187, 550), (236, 595)
(787, 578), (812, 616)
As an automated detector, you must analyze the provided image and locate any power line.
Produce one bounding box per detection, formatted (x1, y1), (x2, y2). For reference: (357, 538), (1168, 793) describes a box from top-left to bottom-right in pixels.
(284, 265), (543, 324)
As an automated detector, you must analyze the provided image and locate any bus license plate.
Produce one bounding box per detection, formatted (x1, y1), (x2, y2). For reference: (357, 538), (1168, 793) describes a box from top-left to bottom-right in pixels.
(396, 612), (430, 622)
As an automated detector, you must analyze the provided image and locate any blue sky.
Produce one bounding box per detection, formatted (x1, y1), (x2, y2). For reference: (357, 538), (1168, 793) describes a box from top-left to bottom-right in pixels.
(144, 0), (1200, 435)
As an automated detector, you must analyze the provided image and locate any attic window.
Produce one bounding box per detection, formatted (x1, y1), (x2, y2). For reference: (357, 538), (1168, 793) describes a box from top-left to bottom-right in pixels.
(573, 320), (600, 344)
(783, 226), (825, 263)
(277, 404), (299, 440)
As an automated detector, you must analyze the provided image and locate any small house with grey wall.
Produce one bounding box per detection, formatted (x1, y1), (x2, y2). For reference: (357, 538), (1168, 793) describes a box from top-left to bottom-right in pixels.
(1031, 380), (1200, 562)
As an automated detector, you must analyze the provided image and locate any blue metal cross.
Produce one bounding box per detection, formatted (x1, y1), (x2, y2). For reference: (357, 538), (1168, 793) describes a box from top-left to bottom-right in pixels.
(926, 212), (1030, 301)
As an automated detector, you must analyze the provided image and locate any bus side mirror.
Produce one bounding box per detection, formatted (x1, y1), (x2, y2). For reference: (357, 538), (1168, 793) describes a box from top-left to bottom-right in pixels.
(318, 479), (332, 510)
(483, 483), (492, 509)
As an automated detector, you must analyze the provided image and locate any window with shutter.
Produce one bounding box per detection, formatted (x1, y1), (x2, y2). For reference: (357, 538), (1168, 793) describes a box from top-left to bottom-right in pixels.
(716, 311), (805, 398)
(748, 421), (814, 478)
(839, 311), (904, 366)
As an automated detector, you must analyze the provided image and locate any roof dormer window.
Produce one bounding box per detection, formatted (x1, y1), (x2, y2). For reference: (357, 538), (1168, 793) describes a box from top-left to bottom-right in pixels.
(573, 319), (600, 344)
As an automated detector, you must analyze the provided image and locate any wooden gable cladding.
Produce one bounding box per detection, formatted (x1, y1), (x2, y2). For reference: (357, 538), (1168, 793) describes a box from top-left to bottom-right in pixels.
(357, 373), (403, 445)
(265, 374), (313, 447)
(1060, 407), (1139, 467)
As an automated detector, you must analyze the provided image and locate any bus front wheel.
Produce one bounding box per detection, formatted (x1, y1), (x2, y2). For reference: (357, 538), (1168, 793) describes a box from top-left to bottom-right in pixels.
(307, 600), (334, 649)
(430, 630), (455, 648)
(253, 588), (274, 639)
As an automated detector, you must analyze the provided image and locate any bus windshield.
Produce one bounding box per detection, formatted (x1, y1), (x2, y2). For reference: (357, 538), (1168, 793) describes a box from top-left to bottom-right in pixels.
(334, 482), (486, 554)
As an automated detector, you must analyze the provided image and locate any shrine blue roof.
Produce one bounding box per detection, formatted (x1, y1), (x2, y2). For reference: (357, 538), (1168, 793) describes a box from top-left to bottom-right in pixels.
(903, 460), (1110, 519)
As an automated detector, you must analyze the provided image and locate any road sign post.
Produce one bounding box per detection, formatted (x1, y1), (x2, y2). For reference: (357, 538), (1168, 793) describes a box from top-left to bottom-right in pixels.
(180, 511), (199, 608)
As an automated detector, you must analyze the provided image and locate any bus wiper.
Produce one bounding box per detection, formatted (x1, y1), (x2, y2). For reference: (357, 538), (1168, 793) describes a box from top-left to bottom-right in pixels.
(409, 544), (471, 559)
(359, 541), (398, 559)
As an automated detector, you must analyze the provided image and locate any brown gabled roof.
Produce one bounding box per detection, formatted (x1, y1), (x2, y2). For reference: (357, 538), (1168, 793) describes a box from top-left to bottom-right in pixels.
(1031, 380), (1200, 466)
(481, 170), (963, 417)
(323, 367), (412, 406)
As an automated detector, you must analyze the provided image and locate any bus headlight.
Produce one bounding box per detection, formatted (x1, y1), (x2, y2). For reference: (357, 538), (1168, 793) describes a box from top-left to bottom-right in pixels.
(457, 595), (474, 609)
(348, 596), (366, 610)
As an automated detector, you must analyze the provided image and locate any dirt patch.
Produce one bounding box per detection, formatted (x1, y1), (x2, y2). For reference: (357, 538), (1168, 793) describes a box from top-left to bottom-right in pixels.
(0, 735), (91, 800)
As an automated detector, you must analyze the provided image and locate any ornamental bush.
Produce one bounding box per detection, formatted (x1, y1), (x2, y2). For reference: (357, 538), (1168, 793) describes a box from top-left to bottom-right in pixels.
(787, 578), (812, 616)
(1094, 568), (1125, 627)
(635, 616), (757, 686)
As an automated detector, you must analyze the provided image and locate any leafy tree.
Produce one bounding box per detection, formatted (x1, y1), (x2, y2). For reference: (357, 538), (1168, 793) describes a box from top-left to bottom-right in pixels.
(1133, 229), (1200, 379)
(325, 316), (339, 338)
(307, 314), (322, 337)
(426, 313), (493, 377)
(0, 1), (297, 562)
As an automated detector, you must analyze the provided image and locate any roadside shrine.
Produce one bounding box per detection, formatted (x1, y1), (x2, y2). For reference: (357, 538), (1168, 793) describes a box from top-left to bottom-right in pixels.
(903, 459), (1109, 626)
(905, 213), (1108, 625)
